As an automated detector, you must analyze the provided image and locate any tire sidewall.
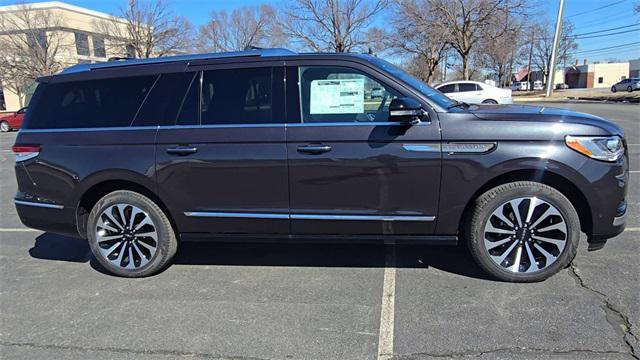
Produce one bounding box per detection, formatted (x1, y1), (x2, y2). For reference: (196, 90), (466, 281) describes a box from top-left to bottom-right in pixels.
(87, 191), (174, 277)
(467, 182), (580, 282)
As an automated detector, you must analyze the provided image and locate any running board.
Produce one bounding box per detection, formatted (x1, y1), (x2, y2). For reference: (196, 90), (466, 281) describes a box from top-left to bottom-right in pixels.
(179, 233), (458, 245)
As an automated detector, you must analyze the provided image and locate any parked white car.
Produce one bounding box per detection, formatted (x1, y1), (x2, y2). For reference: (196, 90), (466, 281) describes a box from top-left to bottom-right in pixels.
(436, 81), (513, 104)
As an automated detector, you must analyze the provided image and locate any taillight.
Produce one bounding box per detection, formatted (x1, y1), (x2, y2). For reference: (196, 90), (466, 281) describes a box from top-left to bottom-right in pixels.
(12, 144), (41, 162)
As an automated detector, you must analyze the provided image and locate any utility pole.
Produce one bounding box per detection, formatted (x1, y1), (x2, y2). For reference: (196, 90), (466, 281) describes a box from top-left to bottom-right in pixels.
(526, 30), (534, 91)
(546, 0), (565, 97)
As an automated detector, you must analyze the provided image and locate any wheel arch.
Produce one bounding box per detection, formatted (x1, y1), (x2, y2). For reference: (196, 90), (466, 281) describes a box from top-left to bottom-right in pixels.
(75, 179), (176, 239)
(458, 169), (593, 239)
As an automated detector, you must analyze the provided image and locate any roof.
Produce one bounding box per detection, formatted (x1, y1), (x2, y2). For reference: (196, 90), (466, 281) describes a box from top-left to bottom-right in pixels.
(60, 48), (300, 74)
(436, 80), (487, 86)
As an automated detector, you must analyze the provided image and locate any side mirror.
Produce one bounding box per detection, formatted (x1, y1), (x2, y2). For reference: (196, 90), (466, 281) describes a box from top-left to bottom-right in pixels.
(389, 97), (426, 125)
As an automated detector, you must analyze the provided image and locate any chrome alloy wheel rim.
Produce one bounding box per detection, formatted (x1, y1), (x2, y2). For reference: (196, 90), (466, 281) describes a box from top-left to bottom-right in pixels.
(483, 197), (567, 273)
(95, 204), (158, 270)
(1, 122), (9, 132)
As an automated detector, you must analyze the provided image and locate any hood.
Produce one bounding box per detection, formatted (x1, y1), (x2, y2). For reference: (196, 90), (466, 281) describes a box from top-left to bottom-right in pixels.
(468, 104), (623, 136)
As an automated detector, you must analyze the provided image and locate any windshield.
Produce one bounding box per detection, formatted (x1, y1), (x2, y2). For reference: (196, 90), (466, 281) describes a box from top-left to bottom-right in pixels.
(369, 57), (457, 110)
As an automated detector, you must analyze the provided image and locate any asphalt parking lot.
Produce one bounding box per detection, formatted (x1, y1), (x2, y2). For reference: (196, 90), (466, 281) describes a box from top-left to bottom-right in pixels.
(0, 102), (638, 360)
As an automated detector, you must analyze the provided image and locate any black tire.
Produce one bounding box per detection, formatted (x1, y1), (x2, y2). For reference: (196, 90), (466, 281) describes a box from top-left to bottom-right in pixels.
(482, 99), (498, 104)
(611, 86), (617, 93)
(87, 190), (177, 277)
(465, 181), (580, 282)
(627, 86), (633, 93)
(0, 121), (10, 132)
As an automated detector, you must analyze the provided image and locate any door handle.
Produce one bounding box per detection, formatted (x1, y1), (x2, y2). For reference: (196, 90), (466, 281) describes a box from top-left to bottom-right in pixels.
(297, 144), (332, 154)
(166, 146), (198, 156)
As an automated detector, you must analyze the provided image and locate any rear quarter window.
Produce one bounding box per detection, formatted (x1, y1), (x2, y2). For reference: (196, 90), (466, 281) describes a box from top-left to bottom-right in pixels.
(25, 75), (156, 129)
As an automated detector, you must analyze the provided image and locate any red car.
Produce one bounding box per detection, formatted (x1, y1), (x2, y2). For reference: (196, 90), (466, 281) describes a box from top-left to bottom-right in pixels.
(0, 107), (26, 132)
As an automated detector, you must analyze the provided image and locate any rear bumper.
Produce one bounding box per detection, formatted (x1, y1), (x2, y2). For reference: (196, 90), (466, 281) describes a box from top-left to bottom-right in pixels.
(14, 195), (79, 237)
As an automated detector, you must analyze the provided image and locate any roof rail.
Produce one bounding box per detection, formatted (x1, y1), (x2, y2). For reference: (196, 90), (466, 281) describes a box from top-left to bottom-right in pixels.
(61, 48), (297, 74)
(107, 56), (136, 62)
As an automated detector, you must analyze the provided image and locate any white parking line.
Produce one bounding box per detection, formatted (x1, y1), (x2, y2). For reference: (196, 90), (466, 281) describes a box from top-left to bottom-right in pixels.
(377, 245), (396, 360)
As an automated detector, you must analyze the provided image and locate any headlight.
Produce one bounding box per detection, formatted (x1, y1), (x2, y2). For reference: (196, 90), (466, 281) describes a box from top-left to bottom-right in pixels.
(565, 135), (624, 162)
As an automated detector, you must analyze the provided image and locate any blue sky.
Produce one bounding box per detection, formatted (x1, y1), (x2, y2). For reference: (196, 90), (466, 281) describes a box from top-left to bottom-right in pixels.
(1, 0), (638, 62)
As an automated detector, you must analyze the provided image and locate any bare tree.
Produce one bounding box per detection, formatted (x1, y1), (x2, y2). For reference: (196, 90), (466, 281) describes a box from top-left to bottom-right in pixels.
(95, 0), (193, 58)
(0, 4), (66, 106)
(197, 4), (282, 52)
(428, 0), (526, 80)
(279, 0), (387, 52)
(532, 20), (577, 84)
(377, 0), (449, 84)
(478, 9), (523, 87)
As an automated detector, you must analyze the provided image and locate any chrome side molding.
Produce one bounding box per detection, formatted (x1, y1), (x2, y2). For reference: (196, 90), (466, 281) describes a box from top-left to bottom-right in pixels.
(184, 211), (435, 221)
(14, 199), (64, 209)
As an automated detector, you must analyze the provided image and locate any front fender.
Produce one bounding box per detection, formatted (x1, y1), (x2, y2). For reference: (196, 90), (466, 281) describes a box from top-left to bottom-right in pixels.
(435, 140), (600, 235)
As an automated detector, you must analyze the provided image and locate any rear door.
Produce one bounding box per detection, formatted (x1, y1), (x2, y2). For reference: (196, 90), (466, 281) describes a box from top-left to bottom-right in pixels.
(155, 63), (289, 235)
(285, 63), (442, 236)
(457, 83), (482, 103)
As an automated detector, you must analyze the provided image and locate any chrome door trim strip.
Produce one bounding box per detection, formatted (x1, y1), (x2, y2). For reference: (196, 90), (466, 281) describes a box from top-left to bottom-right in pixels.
(291, 214), (435, 221)
(402, 144), (441, 152)
(14, 200), (64, 210)
(184, 211), (435, 221)
(184, 211), (289, 219)
(20, 126), (159, 133)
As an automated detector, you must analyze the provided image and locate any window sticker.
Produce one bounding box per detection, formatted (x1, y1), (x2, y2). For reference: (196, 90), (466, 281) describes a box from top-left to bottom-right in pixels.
(309, 79), (364, 114)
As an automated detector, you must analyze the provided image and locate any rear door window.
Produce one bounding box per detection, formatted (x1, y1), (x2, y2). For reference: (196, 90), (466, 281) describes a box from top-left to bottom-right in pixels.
(458, 83), (477, 92)
(26, 75), (156, 129)
(200, 67), (277, 125)
(133, 72), (196, 127)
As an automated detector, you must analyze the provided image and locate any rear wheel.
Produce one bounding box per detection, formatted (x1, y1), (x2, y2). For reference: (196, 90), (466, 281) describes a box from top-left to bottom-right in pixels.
(628, 86), (633, 92)
(482, 99), (498, 104)
(87, 190), (177, 277)
(465, 181), (580, 282)
(0, 121), (9, 132)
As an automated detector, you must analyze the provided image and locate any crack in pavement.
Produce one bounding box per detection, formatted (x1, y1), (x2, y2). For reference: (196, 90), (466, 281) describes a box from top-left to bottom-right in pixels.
(393, 346), (636, 359)
(0, 341), (274, 360)
(568, 262), (639, 360)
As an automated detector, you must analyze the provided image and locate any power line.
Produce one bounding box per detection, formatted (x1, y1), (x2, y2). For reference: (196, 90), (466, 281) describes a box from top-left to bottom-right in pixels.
(571, 22), (640, 37)
(566, 0), (628, 18)
(572, 27), (640, 39)
(573, 41), (640, 54)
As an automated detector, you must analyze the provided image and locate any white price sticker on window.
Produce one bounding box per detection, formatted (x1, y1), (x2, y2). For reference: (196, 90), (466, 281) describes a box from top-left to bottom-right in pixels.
(309, 79), (364, 114)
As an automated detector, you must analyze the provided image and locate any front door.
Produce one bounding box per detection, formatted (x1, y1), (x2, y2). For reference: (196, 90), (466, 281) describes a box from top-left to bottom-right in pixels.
(156, 65), (289, 235)
(286, 64), (442, 235)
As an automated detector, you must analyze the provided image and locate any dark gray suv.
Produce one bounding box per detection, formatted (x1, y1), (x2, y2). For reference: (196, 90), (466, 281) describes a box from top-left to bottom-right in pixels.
(12, 48), (628, 281)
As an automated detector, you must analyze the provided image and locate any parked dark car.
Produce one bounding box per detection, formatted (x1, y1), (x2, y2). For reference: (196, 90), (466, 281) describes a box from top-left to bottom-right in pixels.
(1, 107), (26, 132)
(13, 49), (628, 281)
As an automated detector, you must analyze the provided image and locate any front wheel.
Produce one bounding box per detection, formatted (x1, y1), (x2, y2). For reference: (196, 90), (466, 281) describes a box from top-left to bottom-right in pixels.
(482, 99), (498, 104)
(611, 86), (617, 93)
(87, 190), (177, 277)
(628, 86), (633, 93)
(0, 121), (10, 132)
(465, 181), (580, 282)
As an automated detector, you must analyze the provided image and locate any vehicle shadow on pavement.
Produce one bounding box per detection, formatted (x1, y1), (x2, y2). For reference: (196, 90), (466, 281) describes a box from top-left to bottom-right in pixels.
(28, 233), (493, 280)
